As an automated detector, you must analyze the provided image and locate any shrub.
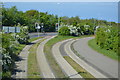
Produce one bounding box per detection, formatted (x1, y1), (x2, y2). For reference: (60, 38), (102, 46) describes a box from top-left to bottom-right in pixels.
(95, 26), (119, 55)
(1, 33), (17, 78)
(68, 25), (78, 36)
(16, 26), (29, 44)
(58, 26), (70, 36)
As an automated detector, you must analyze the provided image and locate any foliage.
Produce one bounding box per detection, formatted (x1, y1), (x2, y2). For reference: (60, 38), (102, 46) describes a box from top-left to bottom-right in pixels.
(68, 25), (79, 36)
(59, 24), (94, 36)
(2, 6), (118, 33)
(58, 26), (70, 36)
(2, 6), (58, 32)
(1, 33), (18, 77)
(95, 26), (119, 55)
(1, 32), (41, 78)
(16, 26), (29, 44)
(88, 39), (119, 61)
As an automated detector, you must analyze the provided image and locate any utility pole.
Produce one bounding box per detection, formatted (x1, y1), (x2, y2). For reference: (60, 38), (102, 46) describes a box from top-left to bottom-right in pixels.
(94, 18), (96, 35)
(58, 17), (59, 31)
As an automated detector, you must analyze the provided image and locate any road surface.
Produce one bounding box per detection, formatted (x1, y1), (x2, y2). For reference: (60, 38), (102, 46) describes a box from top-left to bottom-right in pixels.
(37, 36), (55, 78)
(52, 39), (82, 78)
(64, 39), (107, 78)
(73, 37), (118, 78)
(29, 32), (57, 38)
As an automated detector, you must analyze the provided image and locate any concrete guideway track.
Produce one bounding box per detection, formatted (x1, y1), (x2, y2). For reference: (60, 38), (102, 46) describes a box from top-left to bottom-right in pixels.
(52, 39), (82, 78)
(12, 38), (45, 78)
(64, 39), (107, 78)
(73, 37), (118, 78)
(36, 36), (55, 78)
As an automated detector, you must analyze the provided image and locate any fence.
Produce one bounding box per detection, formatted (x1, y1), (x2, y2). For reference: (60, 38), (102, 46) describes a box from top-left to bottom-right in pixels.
(2, 26), (20, 33)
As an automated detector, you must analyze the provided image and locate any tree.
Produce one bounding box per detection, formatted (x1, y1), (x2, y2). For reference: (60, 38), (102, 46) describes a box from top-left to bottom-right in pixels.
(95, 25), (119, 54)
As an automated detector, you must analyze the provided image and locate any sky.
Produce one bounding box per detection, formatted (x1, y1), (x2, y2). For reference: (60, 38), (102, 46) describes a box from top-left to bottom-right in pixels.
(1, 0), (119, 2)
(3, 2), (119, 23)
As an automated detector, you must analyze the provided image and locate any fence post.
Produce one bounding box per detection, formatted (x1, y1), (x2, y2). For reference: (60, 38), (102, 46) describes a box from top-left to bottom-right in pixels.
(15, 27), (17, 33)
(8, 27), (9, 33)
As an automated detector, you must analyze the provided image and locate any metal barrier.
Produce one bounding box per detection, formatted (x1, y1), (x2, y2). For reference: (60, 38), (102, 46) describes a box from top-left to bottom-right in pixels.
(2, 26), (20, 33)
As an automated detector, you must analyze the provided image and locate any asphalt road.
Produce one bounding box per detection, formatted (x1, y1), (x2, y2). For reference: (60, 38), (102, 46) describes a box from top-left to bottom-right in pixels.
(64, 40), (107, 78)
(73, 37), (118, 78)
(36, 36), (55, 78)
(29, 32), (58, 38)
(52, 40), (82, 78)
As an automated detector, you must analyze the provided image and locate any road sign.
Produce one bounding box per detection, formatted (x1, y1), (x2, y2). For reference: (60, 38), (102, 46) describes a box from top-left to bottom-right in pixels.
(36, 26), (41, 29)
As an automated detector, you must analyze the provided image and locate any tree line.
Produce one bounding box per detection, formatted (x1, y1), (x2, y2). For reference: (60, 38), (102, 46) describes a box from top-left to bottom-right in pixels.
(2, 6), (58, 32)
(2, 6), (118, 33)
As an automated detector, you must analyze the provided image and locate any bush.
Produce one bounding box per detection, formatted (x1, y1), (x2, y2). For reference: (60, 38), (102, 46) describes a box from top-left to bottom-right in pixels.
(1, 33), (17, 78)
(68, 25), (78, 36)
(58, 26), (70, 36)
(16, 26), (29, 44)
(95, 26), (119, 54)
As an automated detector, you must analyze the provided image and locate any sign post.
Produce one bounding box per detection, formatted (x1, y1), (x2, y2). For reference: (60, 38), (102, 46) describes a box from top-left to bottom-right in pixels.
(35, 22), (40, 37)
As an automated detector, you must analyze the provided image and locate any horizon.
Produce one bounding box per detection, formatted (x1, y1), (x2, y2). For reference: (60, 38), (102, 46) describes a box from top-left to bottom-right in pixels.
(3, 2), (118, 23)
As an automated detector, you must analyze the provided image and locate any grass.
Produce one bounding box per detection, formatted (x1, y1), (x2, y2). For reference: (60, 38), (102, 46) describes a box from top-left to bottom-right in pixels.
(15, 37), (43, 55)
(44, 35), (93, 78)
(88, 39), (119, 61)
(44, 35), (76, 78)
(27, 38), (45, 78)
(64, 56), (95, 78)
(29, 36), (43, 42)
(15, 44), (26, 55)
(71, 41), (82, 58)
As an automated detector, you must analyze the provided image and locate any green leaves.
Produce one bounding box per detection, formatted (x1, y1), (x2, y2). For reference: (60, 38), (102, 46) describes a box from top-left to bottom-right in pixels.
(95, 26), (119, 54)
(16, 26), (29, 44)
(58, 26), (70, 36)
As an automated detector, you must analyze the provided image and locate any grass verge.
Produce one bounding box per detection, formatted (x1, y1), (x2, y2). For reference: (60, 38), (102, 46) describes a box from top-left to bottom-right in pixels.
(29, 36), (43, 42)
(64, 56), (95, 78)
(44, 35), (93, 78)
(15, 37), (43, 55)
(44, 35), (76, 78)
(88, 39), (119, 61)
(28, 38), (45, 78)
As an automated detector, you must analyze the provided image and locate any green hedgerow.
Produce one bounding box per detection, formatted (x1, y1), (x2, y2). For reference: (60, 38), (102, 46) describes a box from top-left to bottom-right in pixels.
(58, 26), (70, 36)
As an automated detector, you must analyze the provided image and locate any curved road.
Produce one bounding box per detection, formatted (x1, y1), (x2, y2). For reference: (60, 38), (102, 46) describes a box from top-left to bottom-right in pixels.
(37, 36), (55, 78)
(52, 40), (82, 78)
(73, 37), (118, 78)
(64, 40), (107, 78)
(29, 32), (57, 38)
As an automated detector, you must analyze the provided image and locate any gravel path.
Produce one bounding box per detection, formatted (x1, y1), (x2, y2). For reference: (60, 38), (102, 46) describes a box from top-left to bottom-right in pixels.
(73, 37), (118, 78)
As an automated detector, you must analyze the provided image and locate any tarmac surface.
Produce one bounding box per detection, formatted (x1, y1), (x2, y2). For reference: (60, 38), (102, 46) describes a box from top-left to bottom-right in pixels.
(52, 39), (82, 78)
(73, 37), (118, 78)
